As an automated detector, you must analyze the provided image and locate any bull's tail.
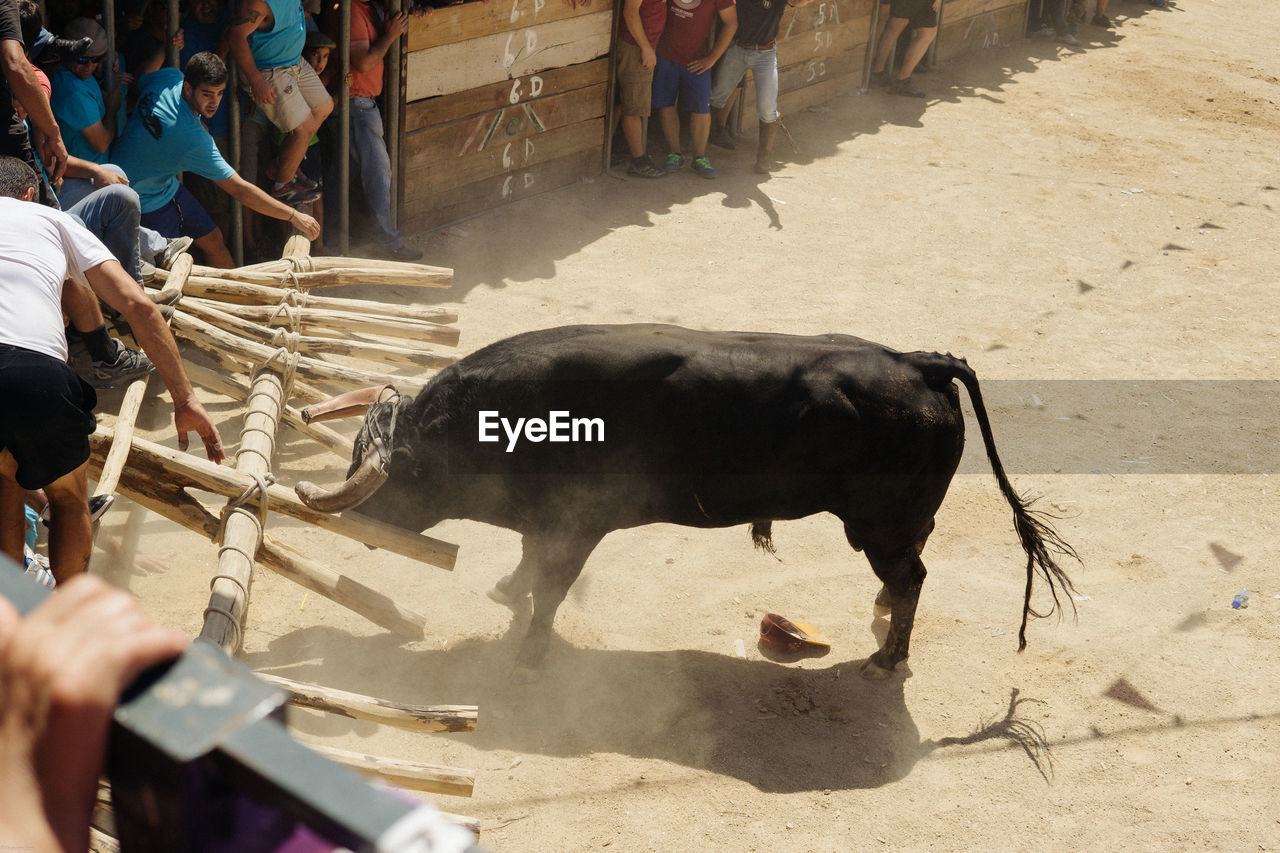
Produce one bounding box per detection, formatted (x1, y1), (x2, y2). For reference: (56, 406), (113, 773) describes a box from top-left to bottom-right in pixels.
(914, 352), (1081, 651)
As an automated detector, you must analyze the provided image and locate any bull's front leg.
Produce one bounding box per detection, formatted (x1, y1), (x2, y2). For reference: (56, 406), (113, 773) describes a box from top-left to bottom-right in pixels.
(861, 547), (927, 680)
(487, 545), (535, 613)
(510, 532), (603, 684)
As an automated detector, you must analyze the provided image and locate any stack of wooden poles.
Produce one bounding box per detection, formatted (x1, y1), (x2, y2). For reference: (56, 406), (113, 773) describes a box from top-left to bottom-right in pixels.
(84, 237), (481, 846)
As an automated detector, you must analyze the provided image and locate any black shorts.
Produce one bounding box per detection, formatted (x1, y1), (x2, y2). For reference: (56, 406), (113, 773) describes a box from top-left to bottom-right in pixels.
(0, 344), (97, 490)
(890, 0), (938, 27)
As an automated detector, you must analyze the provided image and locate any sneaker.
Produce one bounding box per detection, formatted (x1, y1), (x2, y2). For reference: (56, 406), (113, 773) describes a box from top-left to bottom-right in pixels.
(89, 494), (115, 522)
(1091, 13), (1111, 26)
(691, 156), (717, 179)
(373, 244), (424, 262)
(663, 153), (686, 172)
(23, 550), (56, 588)
(709, 124), (736, 151)
(89, 338), (155, 389)
(877, 69), (896, 87)
(1057, 32), (1082, 45)
(292, 173), (320, 191)
(270, 180), (321, 204)
(627, 156), (668, 178)
(887, 77), (928, 98)
(155, 235), (193, 270)
(139, 259), (156, 283)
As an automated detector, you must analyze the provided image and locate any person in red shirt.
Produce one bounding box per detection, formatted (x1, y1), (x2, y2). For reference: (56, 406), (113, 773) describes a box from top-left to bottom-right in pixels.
(616, 0), (668, 178)
(652, 0), (736, 178)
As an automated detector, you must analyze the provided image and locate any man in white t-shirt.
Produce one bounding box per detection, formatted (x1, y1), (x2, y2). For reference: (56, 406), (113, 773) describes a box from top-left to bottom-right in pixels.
(0, 155), (225, 584)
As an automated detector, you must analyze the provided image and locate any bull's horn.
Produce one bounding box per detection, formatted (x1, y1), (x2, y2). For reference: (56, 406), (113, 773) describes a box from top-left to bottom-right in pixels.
(295, 439), (390, 512)
(300, 384), (398, 424)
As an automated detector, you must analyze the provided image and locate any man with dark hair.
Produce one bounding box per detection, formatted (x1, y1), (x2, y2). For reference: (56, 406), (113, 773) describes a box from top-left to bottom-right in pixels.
(0, 155), (224, 584)
(110, 52), (320, 267)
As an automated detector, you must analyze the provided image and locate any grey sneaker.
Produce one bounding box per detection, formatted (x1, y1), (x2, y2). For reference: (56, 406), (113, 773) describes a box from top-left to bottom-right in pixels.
(139, 259), (157, 282)
(89, 338), (155, 389)
(155, 236), (193, 270)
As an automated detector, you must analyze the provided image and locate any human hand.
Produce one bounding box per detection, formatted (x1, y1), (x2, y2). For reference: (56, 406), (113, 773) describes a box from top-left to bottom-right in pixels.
(115, 71), (135, 90)
(0, 575), (188, 853)
(290, 210), (321, 241)
(92, 165), (129, 187)
(39, 133), (69, 184)
(641, 44), (657, 70)
(386, 10), (411, 38)
(251, 76), (275, 105)
(174, 396), (225, 463)
(687, 54), (714, 74)
(172, 28), (185, 51)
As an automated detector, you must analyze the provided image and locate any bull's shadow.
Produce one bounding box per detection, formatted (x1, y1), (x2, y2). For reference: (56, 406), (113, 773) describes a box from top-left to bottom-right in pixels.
(246, 623), (1048, 792)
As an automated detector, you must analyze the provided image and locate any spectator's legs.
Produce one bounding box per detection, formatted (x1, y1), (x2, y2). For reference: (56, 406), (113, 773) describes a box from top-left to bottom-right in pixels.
(873, 17), (911, 73)
(658, 106), (681, 156)
(349, 97), (403, 248)
(194, 228), (235, 268)
(41, 463), (91, 584)
(621, 116), (646, 158)
(896, 25), (936, 79)
(60, 283), (108, 334)
(270, 113), (320, 188)
(66, 185), (144, 284)
(689, 112), (710, 159)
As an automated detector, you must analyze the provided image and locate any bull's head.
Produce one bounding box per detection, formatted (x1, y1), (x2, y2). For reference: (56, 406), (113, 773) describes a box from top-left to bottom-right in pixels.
(295, 385), (403, 512)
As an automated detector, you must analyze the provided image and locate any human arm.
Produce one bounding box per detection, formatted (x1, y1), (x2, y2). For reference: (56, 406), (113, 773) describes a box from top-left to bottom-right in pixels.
(82, 261), (225, 463)
(216, 172), (322, 240)
(689, 5), (737, 73)
(63, 156), (130, 185)
(621, 0), (656, 69)
(0, 574), (188, 853)
(226, 0), (275, 104)
(2, 38), (68, 182)
(350, 10), (410, 74)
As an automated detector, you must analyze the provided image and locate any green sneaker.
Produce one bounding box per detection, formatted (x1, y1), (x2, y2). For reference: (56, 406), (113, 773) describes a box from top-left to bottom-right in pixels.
(663, 152), (686, 172)
(691, 156), (717, 178)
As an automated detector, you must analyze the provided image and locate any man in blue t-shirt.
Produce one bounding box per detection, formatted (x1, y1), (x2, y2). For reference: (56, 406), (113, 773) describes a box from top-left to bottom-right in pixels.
(110, 52), (319, 267)
(48, 18), (129, 166)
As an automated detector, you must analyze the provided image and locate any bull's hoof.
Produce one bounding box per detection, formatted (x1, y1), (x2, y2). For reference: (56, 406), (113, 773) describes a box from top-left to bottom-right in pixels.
(510, 663), (541, 684)
(859, 658), (895, 680)
(487, 585), (532, 613)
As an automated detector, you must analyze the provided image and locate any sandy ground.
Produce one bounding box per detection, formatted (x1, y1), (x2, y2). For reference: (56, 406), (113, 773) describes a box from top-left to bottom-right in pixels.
(89, 0), (1280, 849)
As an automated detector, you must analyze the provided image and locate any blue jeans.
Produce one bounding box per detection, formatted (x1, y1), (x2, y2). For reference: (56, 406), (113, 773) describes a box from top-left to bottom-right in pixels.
(66, 184), (145, 284)
(59, 167), (168, 263)
(350, 96), (403, 248)
(710, 43), (780, 124)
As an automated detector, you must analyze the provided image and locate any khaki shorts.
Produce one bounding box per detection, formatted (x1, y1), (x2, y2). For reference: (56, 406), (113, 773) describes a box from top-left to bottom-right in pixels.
(248, 61), (332, 134)
(616, 39), (655, 118)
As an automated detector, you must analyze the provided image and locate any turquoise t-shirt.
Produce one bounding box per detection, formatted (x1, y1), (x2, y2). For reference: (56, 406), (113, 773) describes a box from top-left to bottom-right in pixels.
(109, 68), (237, 213)
(50, 67), (109, 164)
(248, 0), (306, 69)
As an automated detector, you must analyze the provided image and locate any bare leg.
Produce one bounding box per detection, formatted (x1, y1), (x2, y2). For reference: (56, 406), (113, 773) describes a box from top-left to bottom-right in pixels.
(689, 112), (711, 158)
(194, 229), (235, 269)
(621, 114), (647, 158)
(269, 114), (321, 187)
(42, 463), (92, 584)
(657, 106), (681, 155)
(0, 452), (25, 566)
(873, 17), (910, 72)
(895, 26), (937, 79)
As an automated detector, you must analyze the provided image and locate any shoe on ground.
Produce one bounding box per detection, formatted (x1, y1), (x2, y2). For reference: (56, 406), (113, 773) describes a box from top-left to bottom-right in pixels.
(156, 235), (193, 270)
(691, 156), (717, 179)
(709, 124), (737, 151)
(374, 244), (424, 262)
(663, 153), (687, 172)
(887, 77), (928, 98)
(877, 69), (895, 87)
(1091, 13), (1111, 26)
(89, 338), (155, 390)
(270, 179), (321, 204)
(139, 259), (156, 283)
(1057, 32), (1082, 45)
(627, 156), (668, 178)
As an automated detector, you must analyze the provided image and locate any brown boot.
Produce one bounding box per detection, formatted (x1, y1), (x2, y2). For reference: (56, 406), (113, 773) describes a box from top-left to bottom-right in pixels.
(710, 106), (736, 150)
(755, 119), (780, 174)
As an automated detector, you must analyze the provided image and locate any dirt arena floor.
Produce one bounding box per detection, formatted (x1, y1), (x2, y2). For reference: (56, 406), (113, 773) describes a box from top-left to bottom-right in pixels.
(98, 0), (1279, 848)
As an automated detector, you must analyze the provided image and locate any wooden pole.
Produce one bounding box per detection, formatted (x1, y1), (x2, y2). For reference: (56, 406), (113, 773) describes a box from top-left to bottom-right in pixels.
(200, 237), (307, 652)
(239, 256), (452, 274)
(183, 298), (461, 346)
(256, 673), (477, 733)
(308, 744), (475, 798)
(155, 273), (454, 323)
(174, 264), (453, 289)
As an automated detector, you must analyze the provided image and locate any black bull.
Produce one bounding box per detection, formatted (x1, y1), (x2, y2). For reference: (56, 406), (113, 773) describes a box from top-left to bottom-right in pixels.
(296, 324), (1078, 682)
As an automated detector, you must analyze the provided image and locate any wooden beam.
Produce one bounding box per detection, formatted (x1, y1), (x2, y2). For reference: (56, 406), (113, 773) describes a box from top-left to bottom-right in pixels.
(184, 298), (461, 347)
(308, 745), (475, 798)
(257, 673), (477, 732)
(174, 264), (453, 290)
(405, 58), (608, 131)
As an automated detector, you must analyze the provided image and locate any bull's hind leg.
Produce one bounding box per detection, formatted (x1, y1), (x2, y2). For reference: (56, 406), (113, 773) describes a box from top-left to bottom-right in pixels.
(859, 544), (929, 680)
(510, 531), (604, 684)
